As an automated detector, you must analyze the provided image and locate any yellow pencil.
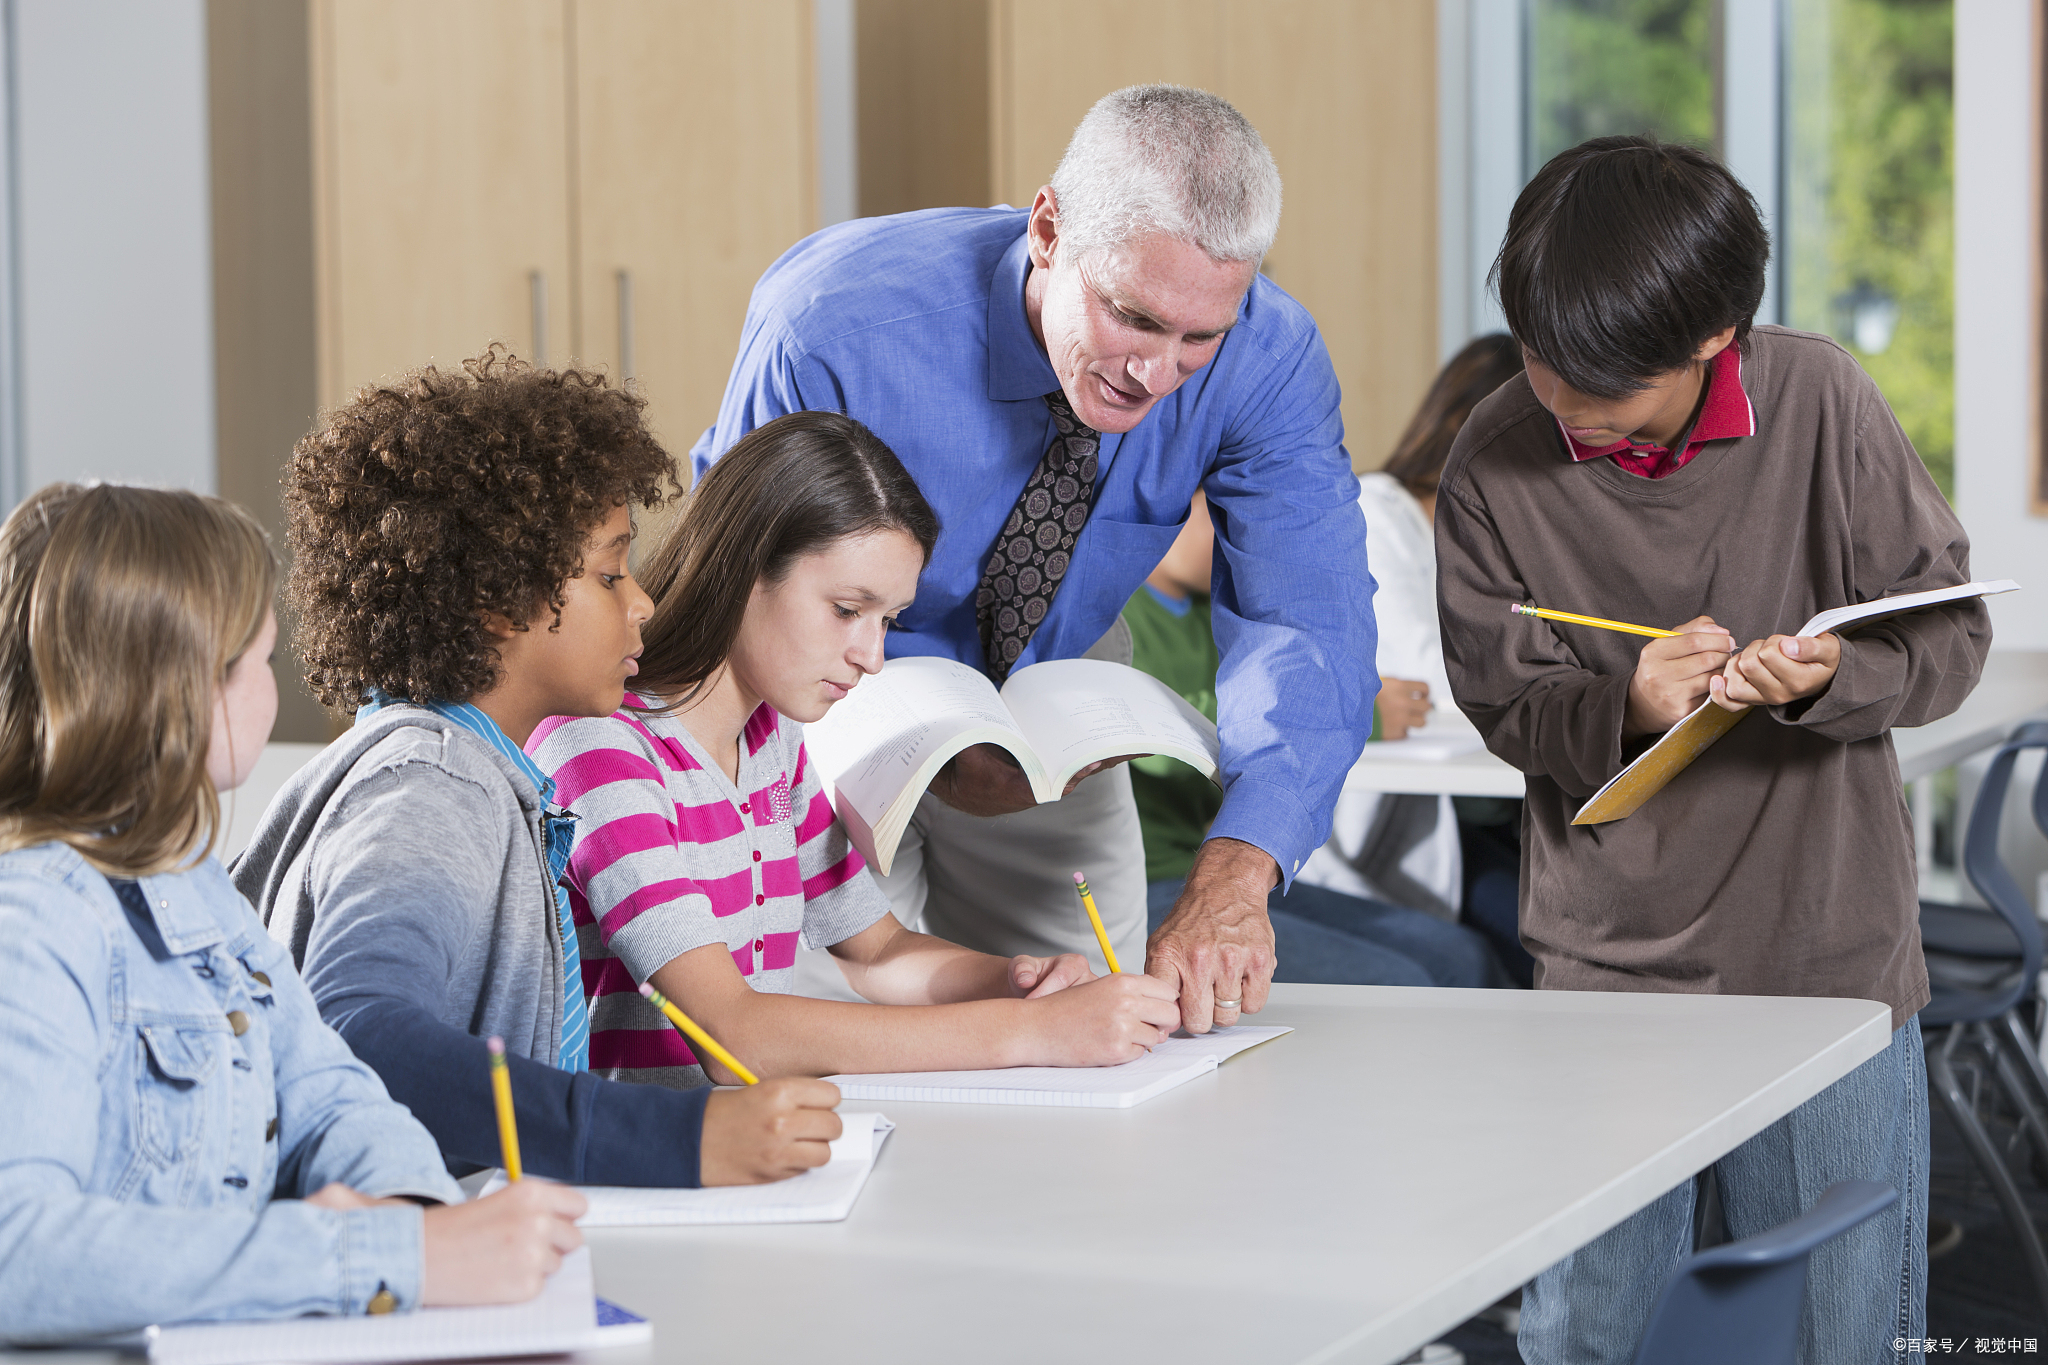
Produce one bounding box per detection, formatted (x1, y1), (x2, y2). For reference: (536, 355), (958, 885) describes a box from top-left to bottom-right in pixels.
(638, 983), (760, 1085)
(1072, 871), (1122, 974)
(485, 1036), (522, 1182)
(1510, 602), (1678, 640)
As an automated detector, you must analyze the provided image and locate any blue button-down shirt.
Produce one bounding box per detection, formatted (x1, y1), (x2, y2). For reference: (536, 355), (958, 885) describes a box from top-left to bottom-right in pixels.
(693, 208), (1377, 885)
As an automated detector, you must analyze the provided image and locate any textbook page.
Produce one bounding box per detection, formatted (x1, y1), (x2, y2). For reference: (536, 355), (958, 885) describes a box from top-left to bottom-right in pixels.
(144, 1247), (642, 1365)
(481, 1113), (895, 1226)
(826, 1025), (1292, 1108)
(1572, 579), (2021, 826)
(999, 657), (1222, 791)
(803, 656), (1044, 872)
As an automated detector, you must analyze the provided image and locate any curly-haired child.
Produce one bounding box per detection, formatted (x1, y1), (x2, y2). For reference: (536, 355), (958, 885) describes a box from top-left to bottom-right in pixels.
(0, 483), (583, 1341)
(233, 349), (843, 1190)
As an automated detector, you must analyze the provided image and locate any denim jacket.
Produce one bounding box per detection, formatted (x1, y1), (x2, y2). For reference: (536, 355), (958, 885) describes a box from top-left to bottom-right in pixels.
(0, 841), (461, 1342)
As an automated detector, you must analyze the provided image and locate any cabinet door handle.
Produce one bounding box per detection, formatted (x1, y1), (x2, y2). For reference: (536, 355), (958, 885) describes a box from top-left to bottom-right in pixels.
(616, 269), (635, 383)
(529, 270), (548, 366)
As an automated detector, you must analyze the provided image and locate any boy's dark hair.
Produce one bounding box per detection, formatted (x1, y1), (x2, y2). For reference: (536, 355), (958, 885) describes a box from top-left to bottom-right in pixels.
(633, 411), (940, 707)
(286, 347), (679, 709)
(1381, 333), (1525, 500)
(1491, 135), (1769, 399)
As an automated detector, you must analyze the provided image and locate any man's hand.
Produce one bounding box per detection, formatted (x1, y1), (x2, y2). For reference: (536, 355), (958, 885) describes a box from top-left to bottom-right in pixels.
(700, 1077), (844, 1186)
(1714, 633), (1841, 709)
(1625, 616), (1735, 737)
(1376, 676), (1432, 741)
(929, 744), (1138, 816)
(1145, 837), (1279, 1035)
(1010, 951), (1097, 998)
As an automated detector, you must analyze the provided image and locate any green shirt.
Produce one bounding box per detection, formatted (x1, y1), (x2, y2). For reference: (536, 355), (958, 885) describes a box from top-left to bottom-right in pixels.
(1124, 586), (1225, 882)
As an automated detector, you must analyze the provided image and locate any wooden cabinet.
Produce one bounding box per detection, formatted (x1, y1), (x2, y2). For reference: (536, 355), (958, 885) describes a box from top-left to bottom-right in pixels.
(310, 0), (814, 474)
(573, 2), (814, 462)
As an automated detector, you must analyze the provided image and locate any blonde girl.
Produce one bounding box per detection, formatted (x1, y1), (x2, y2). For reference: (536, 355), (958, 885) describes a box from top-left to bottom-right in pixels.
(0, 484), (581, 1342)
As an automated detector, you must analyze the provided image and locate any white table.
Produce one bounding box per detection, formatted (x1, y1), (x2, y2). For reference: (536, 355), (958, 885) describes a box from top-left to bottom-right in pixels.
(582, 984), (1890, 1365)
(1344, 648), (2048, 799)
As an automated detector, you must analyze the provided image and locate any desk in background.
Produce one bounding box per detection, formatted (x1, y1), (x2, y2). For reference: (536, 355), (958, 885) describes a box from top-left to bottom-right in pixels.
(1344, 648), (2048, 800)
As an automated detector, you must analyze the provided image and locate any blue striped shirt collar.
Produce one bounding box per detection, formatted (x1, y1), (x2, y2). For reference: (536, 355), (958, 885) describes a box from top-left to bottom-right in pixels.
(355, 692), (557, 807)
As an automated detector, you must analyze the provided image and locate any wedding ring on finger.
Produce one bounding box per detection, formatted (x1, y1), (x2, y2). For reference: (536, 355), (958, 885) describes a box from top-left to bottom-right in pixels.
(1214, 997), (1242, 1011)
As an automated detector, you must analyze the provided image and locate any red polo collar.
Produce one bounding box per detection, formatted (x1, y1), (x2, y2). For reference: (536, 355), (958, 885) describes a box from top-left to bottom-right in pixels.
(1557, 344), (1755, 479)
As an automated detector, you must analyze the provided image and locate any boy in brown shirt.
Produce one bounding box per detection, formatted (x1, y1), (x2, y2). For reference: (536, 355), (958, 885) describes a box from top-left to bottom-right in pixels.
(1437, 136), (1987, 1363)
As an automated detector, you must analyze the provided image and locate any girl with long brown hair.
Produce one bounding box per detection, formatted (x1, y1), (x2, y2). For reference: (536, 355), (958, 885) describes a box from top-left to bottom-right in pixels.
(0, 483), (582, 1341)
(531, 412), (1179, 1086)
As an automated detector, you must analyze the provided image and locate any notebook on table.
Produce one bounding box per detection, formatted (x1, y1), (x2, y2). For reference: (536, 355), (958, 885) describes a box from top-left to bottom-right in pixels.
(137, 1247), (645, 1365)
(480, 1111), (895, 1226)
(825, 1025), (1293, 1108)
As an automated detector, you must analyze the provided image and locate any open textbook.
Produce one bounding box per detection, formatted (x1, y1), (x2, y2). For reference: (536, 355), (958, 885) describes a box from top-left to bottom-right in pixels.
(804, 655), (1222, 875)
(826, 1025), (1292, 1108)
(1573, 579), (2022, 826)
(131, 1248), (645, 1365)
(482, 1112), (894, 1226)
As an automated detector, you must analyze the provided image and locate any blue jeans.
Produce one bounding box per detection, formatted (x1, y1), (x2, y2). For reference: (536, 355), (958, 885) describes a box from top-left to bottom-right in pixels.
(1146, 879), (1503, 988)
(1520, 1017), (1928, 1365)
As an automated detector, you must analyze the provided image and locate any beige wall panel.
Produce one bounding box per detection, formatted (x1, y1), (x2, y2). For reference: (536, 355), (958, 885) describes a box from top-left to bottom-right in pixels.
(1224, 2), (1437, 471)
(987, 0), (1436, 472)
(857, 0), (991, 214)
(311, 0), (571, 408)
(573, 0), (814, 491)
(210, 0), (330, 741)
(989, 0), (1226, 205)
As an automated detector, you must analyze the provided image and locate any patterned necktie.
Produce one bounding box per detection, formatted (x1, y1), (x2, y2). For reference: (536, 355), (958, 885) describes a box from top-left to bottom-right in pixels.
(976, 389), (1101, 682)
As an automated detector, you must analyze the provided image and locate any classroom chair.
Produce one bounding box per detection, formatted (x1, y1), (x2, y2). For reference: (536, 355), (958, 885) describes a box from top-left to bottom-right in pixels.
(1631, 1180), (1897, 1365)
(1918, 720), (2048, 1321)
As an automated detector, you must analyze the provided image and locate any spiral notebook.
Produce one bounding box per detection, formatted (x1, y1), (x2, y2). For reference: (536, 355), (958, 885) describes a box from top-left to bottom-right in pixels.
(480, 1112), (894, 1226)
(825, 1025), (1293, 1108)
(137, 1247), (645, 1365)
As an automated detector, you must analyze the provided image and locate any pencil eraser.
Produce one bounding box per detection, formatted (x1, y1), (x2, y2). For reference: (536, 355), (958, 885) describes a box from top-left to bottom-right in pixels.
(486, 1036), (505, 1056)
(1510, 603), (1526, 615)
(637, 982), (655, 998)
(1073, 871), (1086, 885)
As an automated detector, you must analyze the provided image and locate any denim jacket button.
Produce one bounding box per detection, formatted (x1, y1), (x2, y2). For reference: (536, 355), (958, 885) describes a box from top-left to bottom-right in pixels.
(249, 970), (271, 988)
(226, 1010), (249, 1037)
(265, 1116), (278, 1141)
(366, 1286), (397, 1315)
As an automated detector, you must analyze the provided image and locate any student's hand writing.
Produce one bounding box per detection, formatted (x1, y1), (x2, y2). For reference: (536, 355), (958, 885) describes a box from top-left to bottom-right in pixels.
(1011, 951), (1097, 998)
(1376, 676), (1432, 741)
(699, 1077), (844, 1186)
(419, 1178), (586, 1306)
(1712, 633), (1841, 709)
(1625, 616), (1735, 737)
(1020, 970), (1181, 1066)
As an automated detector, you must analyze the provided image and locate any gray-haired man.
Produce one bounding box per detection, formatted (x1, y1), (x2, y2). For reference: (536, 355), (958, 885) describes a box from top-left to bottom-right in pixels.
(692, 85), (1378, 1034)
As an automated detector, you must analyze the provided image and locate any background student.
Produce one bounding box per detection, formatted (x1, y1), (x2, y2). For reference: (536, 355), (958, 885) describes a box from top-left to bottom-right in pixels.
(234, 352), (843, 1190)
(1125, 490), (1501, 990)
(1298, 334), (1536, 986)
(0, 483), (583, 1342)
(1437, 136), (1988, 1363)
(531, 411), (1181, 1085)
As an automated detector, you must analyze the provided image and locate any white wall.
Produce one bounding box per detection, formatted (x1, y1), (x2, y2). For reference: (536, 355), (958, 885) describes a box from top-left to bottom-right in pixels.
(1954, 0), (2048, 651)
(10, 0), (214, 498)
